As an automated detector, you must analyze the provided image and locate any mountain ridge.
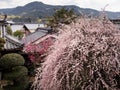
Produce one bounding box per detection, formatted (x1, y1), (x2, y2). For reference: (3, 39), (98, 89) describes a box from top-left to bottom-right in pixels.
(0, 1), (119, 20)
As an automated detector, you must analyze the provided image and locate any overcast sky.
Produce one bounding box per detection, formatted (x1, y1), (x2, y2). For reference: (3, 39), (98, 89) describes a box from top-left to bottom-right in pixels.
(0, 0), (120, 12)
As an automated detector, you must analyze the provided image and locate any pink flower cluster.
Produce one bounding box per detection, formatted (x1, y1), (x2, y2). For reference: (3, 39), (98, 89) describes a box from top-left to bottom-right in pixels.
(24, 37), (54, 62)
(33, 17), (120, 90)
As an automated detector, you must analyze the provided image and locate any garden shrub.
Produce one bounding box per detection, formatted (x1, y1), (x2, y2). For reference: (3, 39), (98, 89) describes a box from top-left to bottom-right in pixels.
(0, 53), (25, 69)
(0, 53), (29, 90)
(0, 88), (4, 90)
(0, 37), (5, 51)
(33, 17), (120, 90)
(3, 66), (28, 80)
(4, 76), (29, 90)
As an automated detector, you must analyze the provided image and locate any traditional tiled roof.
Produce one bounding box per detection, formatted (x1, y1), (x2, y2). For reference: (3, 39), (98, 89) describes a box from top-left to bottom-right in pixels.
(4, 35), (24, 50)
(23, 24), (45, 33)
(21, 28), (51, 45)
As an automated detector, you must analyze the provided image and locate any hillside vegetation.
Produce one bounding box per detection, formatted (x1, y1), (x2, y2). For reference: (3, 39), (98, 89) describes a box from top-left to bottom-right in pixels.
(0, 1), (119, 22)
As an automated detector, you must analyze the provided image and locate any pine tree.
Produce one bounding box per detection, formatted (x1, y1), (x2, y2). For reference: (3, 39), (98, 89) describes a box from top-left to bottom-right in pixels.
(48, 7), (76, 30)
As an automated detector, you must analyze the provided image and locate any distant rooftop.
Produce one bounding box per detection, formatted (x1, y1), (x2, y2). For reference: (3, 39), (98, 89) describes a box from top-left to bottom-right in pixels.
(21, 28), (50, 44)
(23, 23), (45, 33)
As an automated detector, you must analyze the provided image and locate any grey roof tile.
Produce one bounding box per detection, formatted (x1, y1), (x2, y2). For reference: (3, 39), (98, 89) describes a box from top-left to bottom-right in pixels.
(5, 35), (23, 49)
(21, 29), (47, 44)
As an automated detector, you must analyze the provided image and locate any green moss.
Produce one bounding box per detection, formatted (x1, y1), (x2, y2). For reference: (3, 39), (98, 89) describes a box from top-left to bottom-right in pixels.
(0, 53), (25, 69)
(3, 66), (28, 80)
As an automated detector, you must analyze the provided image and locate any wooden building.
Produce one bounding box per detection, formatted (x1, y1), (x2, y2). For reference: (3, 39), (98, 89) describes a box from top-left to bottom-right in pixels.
(0, 14), (7, 38)
(0, 13), (24, 51)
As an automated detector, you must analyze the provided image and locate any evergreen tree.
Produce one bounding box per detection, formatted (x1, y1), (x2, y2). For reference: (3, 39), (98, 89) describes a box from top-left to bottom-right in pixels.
(48, 7), (76, 30)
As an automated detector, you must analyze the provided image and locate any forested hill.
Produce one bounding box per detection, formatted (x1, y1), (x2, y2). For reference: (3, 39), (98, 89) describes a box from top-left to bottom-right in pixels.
(0, 1), (119, 19)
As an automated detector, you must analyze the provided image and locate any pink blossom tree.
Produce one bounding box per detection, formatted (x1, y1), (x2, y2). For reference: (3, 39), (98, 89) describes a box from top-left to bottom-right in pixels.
(33, 17), (120, 90)
(24, 37), (54, 63)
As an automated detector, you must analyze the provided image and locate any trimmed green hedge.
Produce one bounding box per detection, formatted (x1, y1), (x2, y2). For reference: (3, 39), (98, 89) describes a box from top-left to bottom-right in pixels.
(0, 53), (25, 69)
(3, 66), (28, 80)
